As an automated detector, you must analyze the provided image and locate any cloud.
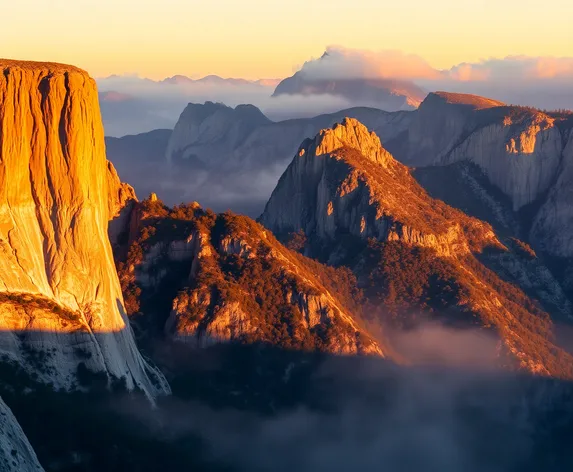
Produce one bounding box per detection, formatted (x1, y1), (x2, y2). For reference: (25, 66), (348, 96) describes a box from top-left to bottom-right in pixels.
(97, 49), (573, 137)
(295, 46), (442, 81)
(112, 321), (556, 472)
(97, 75), (353, 136)
(295, 48), (573, 86)
(446, 56), (573, 82)
(287, 48), (573, 110)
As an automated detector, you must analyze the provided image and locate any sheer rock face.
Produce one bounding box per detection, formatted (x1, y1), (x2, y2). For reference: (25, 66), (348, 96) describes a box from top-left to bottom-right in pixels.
(0, 396), (44, 472)
(165, 101), (272, 164)
(532, 130), (573, 258)
(261, 118), (499, 257)
(401, 92), (564, 210)
(0, 59), (168, 396)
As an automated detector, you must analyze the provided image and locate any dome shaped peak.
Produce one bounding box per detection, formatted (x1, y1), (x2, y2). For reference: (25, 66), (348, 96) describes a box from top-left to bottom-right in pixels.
(307, 118), (393, 167)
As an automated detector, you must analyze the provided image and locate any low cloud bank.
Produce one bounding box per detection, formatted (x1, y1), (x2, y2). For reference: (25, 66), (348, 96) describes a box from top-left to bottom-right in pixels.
(113, 321), (569, 472)
(97, 75), (352, 136)
(98, 48), (573, 137)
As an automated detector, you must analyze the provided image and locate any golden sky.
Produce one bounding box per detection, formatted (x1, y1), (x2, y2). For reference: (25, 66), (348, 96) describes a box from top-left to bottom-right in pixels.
(3, 0), (573, 79)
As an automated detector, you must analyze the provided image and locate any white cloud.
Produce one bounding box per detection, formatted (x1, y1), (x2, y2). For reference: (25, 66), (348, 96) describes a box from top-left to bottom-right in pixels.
(446, 56), (573, 82)
(296, 46), (441, 81)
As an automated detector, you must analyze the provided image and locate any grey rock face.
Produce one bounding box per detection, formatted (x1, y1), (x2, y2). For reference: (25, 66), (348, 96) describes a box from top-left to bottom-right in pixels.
(532, 129), (573, 258)
(401, 92), (565, 210)
(0, 396), (44, 472)
(165, 102), (413, 170)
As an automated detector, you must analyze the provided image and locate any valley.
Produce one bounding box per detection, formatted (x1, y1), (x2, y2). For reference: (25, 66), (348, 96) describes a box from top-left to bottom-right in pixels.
(1, 57), (573, 472)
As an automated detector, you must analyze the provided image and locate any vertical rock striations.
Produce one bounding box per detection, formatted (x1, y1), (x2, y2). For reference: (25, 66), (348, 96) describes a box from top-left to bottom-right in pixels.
(400, 92), (565, 210)
(532, 129), (573, 259)
(0, 59), (168, 396)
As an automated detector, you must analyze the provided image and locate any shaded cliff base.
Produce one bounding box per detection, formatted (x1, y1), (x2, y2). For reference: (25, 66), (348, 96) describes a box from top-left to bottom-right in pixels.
(2, 340), (573, 472)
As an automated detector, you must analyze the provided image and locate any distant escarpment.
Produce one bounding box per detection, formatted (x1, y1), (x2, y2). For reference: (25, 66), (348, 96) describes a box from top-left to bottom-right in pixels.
(395, 92), (570, 211)
(164, 102), (411, 170)
(384, 93), (573, 300)
(0, 59), (168, 395)
(261, 118), (573, 378)
(116, 196), (382, 357)
(532, 127), (573, 259)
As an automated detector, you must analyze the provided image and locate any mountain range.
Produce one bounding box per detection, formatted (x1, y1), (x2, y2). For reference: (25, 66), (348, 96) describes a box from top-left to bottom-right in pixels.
(2, 58), (573, 471)
(95, 49), (573, 139)
(106, 92), (573, 268)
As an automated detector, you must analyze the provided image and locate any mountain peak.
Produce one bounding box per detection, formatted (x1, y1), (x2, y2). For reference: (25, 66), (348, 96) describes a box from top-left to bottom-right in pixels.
(166, 102), (271, 162)
(162, 74), (193, 84)
(262, 118), (500, 256)
(303, 118), (394, 168)
(425, 91), (506, 110)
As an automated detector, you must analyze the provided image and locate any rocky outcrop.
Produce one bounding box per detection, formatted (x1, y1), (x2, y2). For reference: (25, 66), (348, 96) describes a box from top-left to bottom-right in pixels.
(119, 198), (383, 356)
(261, 118), (573, 378)
(261, 118), (499, 257)
(166, 217), (382, 355)
(399, 92), (565, 210)
(0, 396), (44, 472)
(0, 59), (169, 396)
(107, 161), (137, 249)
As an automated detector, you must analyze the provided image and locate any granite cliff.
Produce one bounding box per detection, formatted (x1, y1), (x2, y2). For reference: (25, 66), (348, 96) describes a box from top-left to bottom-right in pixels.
(396, 92), (568, 210)
(0, 59), (168, 395)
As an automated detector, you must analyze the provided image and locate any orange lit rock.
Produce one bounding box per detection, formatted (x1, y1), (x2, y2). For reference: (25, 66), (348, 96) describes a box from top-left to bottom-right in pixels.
(0, 59), (168, 396)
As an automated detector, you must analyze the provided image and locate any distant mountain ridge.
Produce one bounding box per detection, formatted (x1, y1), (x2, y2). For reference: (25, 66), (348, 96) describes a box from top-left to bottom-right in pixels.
(273, 75), (426, 110)
(99, 73), (282, 87)
(164, 102), (411, 167)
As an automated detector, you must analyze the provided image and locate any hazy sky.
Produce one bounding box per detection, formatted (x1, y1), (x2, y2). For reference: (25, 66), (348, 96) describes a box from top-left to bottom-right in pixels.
(3, 0), (573, 79)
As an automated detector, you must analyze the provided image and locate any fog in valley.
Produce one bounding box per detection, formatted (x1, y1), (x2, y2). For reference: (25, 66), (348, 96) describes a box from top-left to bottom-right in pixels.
(114, 321), (572, 472)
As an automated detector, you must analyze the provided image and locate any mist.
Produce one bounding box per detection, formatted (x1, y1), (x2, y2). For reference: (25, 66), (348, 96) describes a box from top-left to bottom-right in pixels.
(97, 75), (352, 136)
(111, 322), (572, 472)
(297, 48), (573, 111)
(98, 49), (573, 137)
